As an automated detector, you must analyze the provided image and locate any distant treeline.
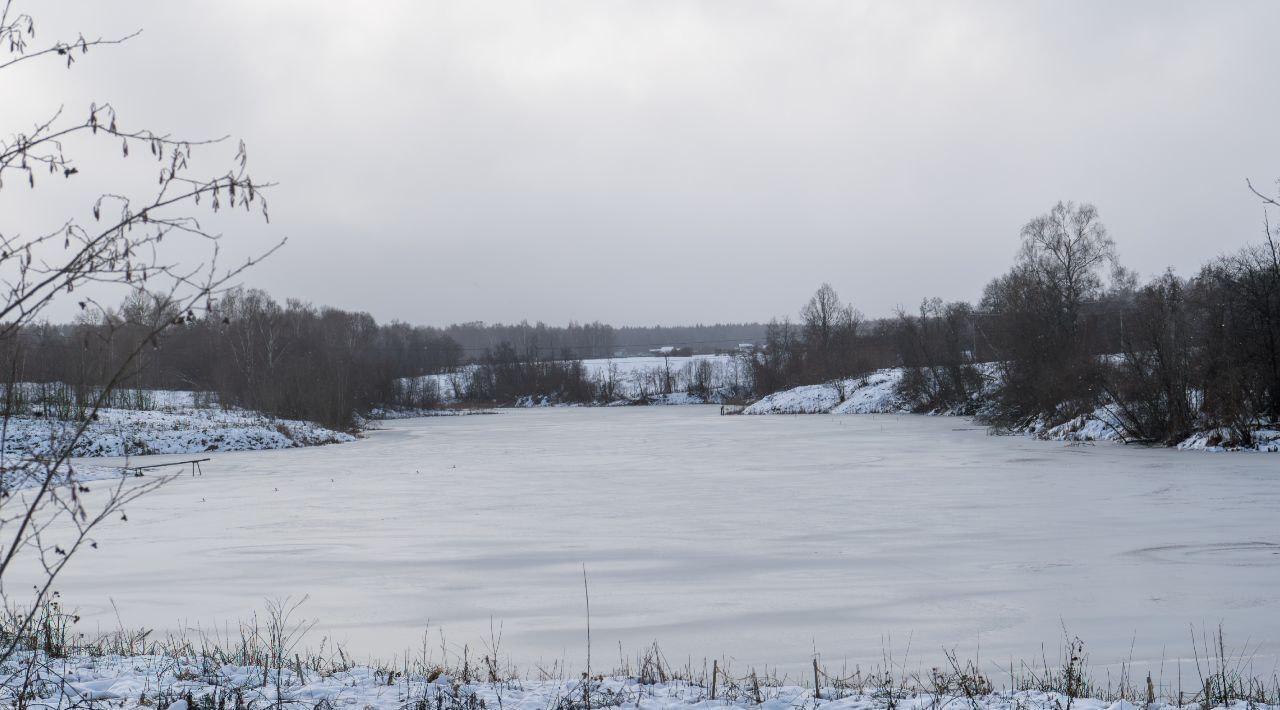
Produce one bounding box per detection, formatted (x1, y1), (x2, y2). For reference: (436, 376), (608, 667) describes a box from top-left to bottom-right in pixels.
(0, 294), (763, 430)
(614, 324), (768, 352)
(399, 347), (753, 407)
(2, 291), (463, 430)
(5, 188), (1278, 445)
(438, 321), (766, 358)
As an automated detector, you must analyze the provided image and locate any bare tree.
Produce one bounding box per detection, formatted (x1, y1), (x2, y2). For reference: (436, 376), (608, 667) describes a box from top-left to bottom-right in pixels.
(798, 283), (864, 381)
(978, 202), (1123, 427)
(0, 1), (276, 669)
(1016, 201), (1116, 332)
(892, 298), (982, 413)
(1188, 179), (1280, 433)
(801, 283), (843, 349)
(1100, 270), (1197, 443)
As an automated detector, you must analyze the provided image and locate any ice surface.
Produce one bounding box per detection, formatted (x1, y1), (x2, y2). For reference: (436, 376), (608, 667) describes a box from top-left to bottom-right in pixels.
(25, 408), (1280, 676)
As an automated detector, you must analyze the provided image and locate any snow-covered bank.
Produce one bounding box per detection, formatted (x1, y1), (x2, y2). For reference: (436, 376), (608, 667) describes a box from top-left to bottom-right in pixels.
(742, 367), (1280, 451)
(742, 369), (906, 415)
(1176, 426), (1280, 452)
(1015, 400), (1279, 451)
(2, 400), (354, 459)
(6, 649), (1275, 710)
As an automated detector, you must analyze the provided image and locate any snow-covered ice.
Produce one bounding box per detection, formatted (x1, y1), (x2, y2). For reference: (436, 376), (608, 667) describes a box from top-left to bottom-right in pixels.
(19, 407), (1280, 679)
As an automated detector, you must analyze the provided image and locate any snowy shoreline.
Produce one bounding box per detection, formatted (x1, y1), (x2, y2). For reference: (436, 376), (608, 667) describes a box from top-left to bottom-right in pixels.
(2, 391), (355, 461)
(6, 365), (1276, 463)
(7, 647), (1277, 710)
(741, 368), (1280, 452)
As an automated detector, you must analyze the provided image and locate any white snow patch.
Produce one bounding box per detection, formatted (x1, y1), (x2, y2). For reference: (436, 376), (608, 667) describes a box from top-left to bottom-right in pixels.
(743, 369), (906, 415)
(3, 403), (354, 459)
(1178, 427), (1280, 452)
(831, 369), (906, 414)
(1037, 408), (1126, 442)
(742, 382), (842, 414)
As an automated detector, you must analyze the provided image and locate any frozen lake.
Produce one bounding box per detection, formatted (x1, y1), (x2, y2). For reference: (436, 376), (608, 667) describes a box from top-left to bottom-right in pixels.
(49, 407), (1280, 677)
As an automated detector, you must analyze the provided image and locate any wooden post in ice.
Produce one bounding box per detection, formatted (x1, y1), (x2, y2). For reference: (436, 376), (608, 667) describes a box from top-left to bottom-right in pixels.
(710, 660), (717, 700)
(813, 658), (821, 700)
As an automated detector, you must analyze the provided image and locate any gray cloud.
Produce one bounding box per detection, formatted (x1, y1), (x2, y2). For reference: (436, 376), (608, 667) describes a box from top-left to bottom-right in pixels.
(11, 1), (1280, 325)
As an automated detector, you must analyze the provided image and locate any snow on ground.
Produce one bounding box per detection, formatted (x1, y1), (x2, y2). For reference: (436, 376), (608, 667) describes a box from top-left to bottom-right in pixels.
(0, 460), (143, 493)
(124, 389), (206, 410)
(1177, 426), (1280, 452)
(742, 382), (844, 414)
(400, 354), (747, 405)
(588, 355), (748, 402)
(1035, 408), (1126, 443)
(0, 384), (211, 413)
(745, 367), (1278, 451)
(743, 369), (906, 415)
(3, 403), (354, 459)
(956, 403), (1279, 450)
(830, 369), (904, 414)
(5, 650), (1270, 710)
(582, 353), (733, 377)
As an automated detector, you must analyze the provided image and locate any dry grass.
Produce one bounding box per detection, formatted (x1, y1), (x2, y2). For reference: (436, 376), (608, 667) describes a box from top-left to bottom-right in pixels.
(1, 603), (1278, 709)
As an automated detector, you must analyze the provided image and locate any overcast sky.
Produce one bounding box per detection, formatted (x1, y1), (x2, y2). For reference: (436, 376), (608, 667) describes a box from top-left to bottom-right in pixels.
(10, 1), (1280, 326)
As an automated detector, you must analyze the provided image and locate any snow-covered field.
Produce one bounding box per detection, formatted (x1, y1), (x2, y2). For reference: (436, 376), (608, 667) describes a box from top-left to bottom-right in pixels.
(22, 407), (1280, 680)
(402, 354), (747, 403)
(582, 354), (737, 378)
